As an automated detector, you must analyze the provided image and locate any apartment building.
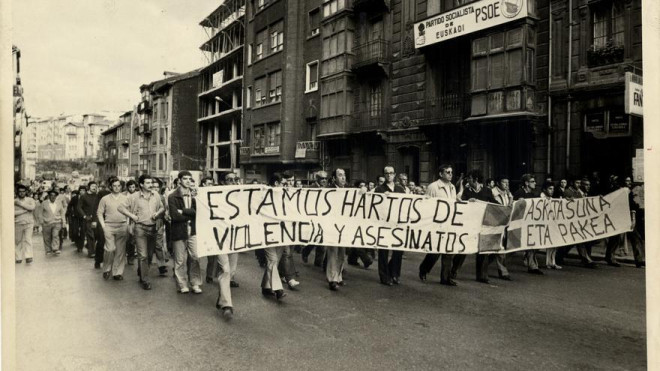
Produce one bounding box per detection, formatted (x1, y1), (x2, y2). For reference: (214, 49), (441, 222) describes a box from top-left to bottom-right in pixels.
(98, 112), (133, 183)
(198, 0), (246, 182)
(135, 70), (203, 184)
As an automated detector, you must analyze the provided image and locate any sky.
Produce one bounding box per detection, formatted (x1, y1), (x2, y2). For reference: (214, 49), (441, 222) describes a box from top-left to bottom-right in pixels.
(13, 0), (219, 118)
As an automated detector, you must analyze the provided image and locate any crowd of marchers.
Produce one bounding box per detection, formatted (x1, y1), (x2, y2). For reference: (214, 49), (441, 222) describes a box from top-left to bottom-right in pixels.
(14, 165), (644, 320)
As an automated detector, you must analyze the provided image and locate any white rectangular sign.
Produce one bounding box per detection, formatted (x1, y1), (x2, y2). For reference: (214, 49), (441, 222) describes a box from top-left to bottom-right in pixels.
(625, 72), (643, 117)
(414, 0), (530, 48)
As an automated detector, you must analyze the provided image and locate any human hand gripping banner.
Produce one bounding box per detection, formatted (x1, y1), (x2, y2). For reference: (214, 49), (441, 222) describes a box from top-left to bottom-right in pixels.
(195, 185), (507, 257)
(502, 188), (632, 252)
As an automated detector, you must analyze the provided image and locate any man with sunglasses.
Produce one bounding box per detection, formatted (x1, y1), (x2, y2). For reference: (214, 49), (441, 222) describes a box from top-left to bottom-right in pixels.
(97, 177), (129, 280)
(513, 174), (545, 274)
(419, 164), (465, 286)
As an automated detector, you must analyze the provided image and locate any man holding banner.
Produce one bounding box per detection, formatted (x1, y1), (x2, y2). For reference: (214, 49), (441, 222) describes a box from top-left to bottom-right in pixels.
(326, 169), (349, 291)
(513, 174), (544, 275)
(301, 171), (328, 267)
(260, 173), (287, 300)
(418, 164), (464, 286)
(374, 166), (407, 286)
(557, 178), (598, 269)
(491, 176), (513, 280)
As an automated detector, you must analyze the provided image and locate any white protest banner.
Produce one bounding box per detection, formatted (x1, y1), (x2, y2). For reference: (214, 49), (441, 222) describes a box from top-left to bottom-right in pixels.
(195, 185), (503, 257)
(503, 188), (632, 252)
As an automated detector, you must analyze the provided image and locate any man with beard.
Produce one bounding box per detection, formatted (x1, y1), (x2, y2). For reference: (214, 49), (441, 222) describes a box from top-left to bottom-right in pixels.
(326, 168), (350, 291)
(374, 166), (406, 286)
(418, 164), (464, 286)
(301, 171), (328, 267)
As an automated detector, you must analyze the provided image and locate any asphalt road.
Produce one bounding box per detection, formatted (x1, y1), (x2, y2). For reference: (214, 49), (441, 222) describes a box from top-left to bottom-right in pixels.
(16, 236), (646, 370)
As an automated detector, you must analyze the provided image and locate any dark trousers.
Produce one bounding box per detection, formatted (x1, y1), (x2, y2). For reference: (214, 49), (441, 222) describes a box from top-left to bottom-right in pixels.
(475, 254), (491, 280)
(347, 248), (373, 267)
(378, 249), (403, 282)
(420, 253), (466, 282)
(73, 217), (85, 251)
(255, 249), (267, 266)
(85, 220), (105, 264)
(302, 245), (326, 266)
(606, 232), (644, 264)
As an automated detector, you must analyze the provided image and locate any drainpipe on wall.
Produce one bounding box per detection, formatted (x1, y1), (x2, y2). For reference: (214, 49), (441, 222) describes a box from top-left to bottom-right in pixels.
(547, 1), (553, 175)
(566, 0), (573, 174)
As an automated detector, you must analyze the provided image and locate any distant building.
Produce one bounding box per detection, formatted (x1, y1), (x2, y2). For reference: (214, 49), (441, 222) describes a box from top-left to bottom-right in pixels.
(32, 114), (112, 162)
(97, 113), (132, 183)
(134, 70), (203, 185)
(198, 0), (245, 182)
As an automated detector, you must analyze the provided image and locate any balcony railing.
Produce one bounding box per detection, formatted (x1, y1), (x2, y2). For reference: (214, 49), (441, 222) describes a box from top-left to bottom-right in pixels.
(141, 123), (151, 135)
(137, 100), (151, 113)
(352, 108), (388, 132)
(423, 94), (467, 124)
(352, 39), (390, 70)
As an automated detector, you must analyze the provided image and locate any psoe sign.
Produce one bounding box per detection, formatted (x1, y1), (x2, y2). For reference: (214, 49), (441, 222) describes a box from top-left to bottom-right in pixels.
(625, 72), (643, 117)
(414, 0), (531, 48)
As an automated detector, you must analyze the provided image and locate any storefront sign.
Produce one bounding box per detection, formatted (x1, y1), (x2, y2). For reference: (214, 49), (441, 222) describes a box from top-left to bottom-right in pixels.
(414, 0), (530, 48)
(625, 72), (643, 117)
(584, 112), (605, 133)
(607, 111), (631, 137)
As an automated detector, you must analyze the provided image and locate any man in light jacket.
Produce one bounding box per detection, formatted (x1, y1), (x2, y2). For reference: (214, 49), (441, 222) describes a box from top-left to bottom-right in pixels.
(15, 184), (36, 264)
(36, 189), (67, 256)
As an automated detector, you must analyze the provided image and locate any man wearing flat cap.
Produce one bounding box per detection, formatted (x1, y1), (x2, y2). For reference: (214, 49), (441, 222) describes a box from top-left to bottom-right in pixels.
(36, 188), (67, 256)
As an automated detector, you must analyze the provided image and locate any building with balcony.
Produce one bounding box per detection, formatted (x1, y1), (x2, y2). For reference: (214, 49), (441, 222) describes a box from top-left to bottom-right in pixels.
(547, 0), (643, 181)
(98, 113), (132, 183)
(135, 70), (203, 184)
(198, 0), (246, 182)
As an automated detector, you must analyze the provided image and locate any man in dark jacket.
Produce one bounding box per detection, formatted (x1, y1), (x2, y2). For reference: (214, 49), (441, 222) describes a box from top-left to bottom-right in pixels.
(168, 171), (202, 294)
(513, 174), (544, 275)
(77, 181), (104, 268)
(374, 166), (407, 286)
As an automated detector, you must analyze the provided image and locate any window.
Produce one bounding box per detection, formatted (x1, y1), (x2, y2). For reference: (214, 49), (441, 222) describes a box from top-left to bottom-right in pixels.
(159, 153), (164, 170)
(256, 29), (266, 60)
(321, 18), (354, 76)
(247, 44), (253, 65)
(253, 122), (281, 154)
(322, 0), (346, 17)
(269, 71), (282, 103)
(246, 86), (252, 108)
(321, 76), (352, 118)
(254, 77), (266, 107)
(309, 8), (320, 36)
(257, 0), (266, 10)
(369, 85), (382, 117)
(153, 103), (158, 122)
(163, 101), (168, 121)
(592, 1), (625, 49)
(270, 22), (284, 53)
(306, 61), (319, 92)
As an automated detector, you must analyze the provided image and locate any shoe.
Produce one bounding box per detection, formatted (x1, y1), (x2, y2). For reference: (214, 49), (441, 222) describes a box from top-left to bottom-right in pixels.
(47, 251), (53, 256)
(103, 272), (111, 280)
(329, 282), (339, 291)
(347, 260), (360, 267)
(206, 276), (213, 284)
(499, 275), (512, 281)
(127, 259), (135, 266)
(192, 285), (203, 294)
(419, 271), (427, 281)
(528, 269), (544, 275)
(287, 279), (300, 290)
(363, 260), (372, 269)
(26, 258), (32, 264)
(338, 281), (346, 286)
(221, 307), (233, 320)
(179, 287), (190, 294)
(392, 277), (400, 285)
(262, 288), (274, 297)
(94, 262), (101, 269)
(275, 290), (287, 300)
(450, 271), (458, 280)
(380, 279), (393, 286)
(16, 260), (22, 264)
(230, 280), (239, 288)
(606, 260), (621, 267)
(636, 262), (645, 268)
(158, 266), (168, 276)
(113, 275), (123, 281)
(440, 279), (458, 286)
(554, 265), (562, 270)
(476, 278), (490, 284)
(141, 281), (152, 290)
(55, 250), (61, 255)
